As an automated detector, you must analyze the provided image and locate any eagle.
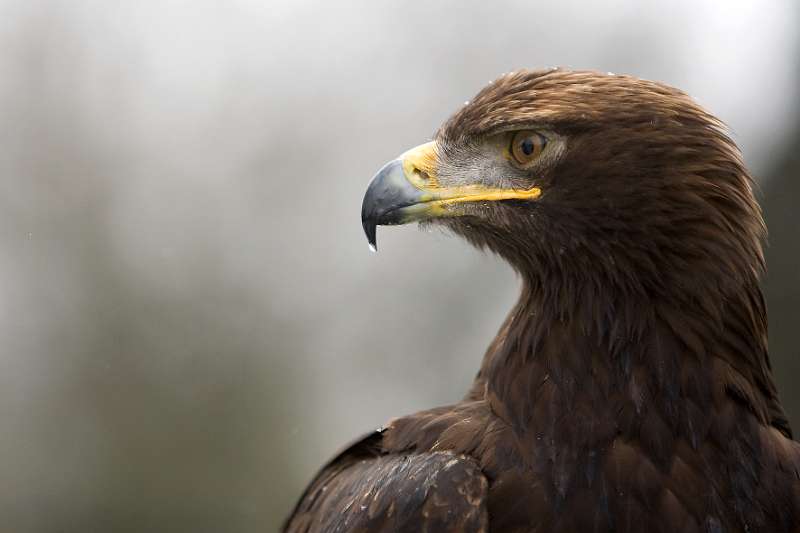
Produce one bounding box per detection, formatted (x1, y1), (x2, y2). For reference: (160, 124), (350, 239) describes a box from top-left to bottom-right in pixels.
(284, 69), (800, 532)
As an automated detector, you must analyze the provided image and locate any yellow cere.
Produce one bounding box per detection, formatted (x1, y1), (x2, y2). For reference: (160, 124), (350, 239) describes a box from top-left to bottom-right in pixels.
(400, 141), (542, 209)
(401, 141), (441, 189)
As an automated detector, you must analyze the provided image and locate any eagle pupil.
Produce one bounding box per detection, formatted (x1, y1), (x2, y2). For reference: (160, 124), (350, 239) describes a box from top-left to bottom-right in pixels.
(521, 138), (535, 155)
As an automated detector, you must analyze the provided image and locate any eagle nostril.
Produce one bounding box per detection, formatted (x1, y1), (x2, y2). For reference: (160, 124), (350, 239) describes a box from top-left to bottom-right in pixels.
(408, 162), (433, 185)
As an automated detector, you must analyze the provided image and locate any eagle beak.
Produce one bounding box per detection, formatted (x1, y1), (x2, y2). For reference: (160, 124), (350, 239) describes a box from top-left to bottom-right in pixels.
(361, 141), (541, 250)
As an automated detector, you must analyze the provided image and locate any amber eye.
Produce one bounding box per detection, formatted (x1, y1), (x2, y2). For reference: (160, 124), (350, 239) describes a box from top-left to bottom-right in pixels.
(510, 131), (547, 165)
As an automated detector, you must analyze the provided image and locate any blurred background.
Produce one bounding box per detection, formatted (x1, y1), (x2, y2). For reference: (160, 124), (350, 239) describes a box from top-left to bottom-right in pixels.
(0, 1), (798, 531)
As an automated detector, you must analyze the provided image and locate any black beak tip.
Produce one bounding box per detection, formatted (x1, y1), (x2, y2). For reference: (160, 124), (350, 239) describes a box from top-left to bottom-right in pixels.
(361, 157), (419, 253)
(362, 217), (377, 251)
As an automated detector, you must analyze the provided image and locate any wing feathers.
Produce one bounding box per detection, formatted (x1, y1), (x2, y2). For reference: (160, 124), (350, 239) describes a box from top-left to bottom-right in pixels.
(284, 434), (488, 533)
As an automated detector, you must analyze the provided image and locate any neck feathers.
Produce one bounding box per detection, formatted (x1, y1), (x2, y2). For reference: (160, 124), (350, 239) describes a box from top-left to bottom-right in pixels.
(476, 269), (788, 462)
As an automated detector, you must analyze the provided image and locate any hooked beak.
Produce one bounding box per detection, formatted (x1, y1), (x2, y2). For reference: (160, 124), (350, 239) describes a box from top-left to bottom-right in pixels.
(361, 141), (541, 250)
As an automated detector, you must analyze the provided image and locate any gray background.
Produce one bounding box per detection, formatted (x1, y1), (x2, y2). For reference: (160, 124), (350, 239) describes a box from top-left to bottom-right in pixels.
(1, 1), (798, 531)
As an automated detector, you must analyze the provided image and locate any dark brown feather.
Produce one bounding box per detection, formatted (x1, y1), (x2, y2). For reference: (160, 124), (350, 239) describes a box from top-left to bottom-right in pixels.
(284, 431), (488, 532)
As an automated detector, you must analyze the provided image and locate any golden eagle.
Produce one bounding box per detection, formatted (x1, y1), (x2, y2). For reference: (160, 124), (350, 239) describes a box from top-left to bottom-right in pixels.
(284, 69), (800, 532)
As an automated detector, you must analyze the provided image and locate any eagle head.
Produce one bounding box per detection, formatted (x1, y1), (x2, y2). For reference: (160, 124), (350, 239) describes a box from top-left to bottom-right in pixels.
(361, 69), (764, 309)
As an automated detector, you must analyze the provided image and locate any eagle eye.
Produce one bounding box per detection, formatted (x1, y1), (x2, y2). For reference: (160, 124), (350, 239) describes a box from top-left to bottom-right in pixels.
(510, 131), (547, 166)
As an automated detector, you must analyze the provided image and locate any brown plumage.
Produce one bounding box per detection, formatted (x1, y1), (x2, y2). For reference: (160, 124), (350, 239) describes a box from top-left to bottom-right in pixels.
(285, 69), (800, 532)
